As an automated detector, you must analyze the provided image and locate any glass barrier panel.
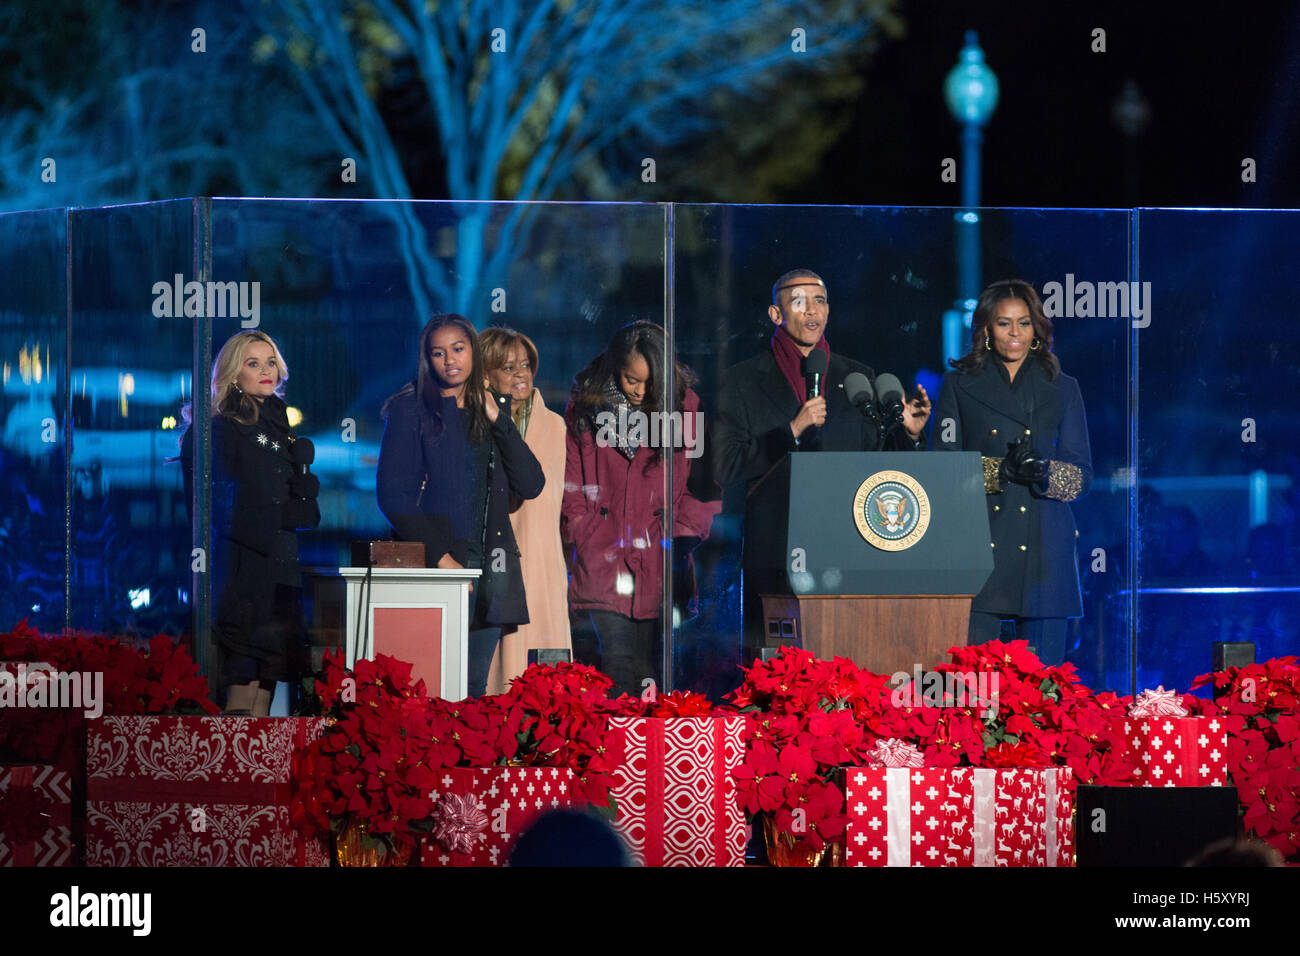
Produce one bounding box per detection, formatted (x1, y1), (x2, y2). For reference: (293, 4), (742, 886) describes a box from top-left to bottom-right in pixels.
(0, 207), (69, 633)
(66, 201), (197, 640)
(203, 198), (669, 697)
(1134, 209), (1300, 694)
(672, 203), (1133, 696)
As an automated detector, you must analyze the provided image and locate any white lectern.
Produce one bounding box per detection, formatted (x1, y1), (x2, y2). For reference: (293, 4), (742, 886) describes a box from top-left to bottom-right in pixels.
(311, 567), (481, 701)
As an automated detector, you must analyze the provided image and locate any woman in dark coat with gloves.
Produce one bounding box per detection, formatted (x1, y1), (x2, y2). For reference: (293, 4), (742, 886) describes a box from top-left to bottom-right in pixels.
(181, 330), (321, 716)
(562, 321), (721, 696)
(931, 279), (1093, 666)
(377, 314), (545, 697)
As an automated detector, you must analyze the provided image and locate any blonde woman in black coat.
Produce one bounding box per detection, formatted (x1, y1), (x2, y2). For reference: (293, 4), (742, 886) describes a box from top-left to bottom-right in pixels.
(181, 331), (320, 715)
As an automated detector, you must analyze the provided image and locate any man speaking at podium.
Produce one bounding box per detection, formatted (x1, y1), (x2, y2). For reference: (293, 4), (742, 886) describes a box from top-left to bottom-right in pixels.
(714, 269), (930, 491)
(713, 268), (931, 651)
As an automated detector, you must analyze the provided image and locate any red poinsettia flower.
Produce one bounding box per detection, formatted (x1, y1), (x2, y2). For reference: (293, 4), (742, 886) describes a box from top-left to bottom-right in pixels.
(985, 740), (1048, 767)
(640, 689), (716, 718)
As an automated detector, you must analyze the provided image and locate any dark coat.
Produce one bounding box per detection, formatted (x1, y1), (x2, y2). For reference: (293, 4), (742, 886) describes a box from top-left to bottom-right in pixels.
(713, 348), (920, 492)
(561, 388), (721, 620)
(931, 358), (1093, 619)
(181, 396), (320, 677)
(376, 389), (544, 628)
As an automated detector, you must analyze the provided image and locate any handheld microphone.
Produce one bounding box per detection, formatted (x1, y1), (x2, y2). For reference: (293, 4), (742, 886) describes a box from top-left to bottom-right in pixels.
(291, 436), (316, 476)
(801, 350), (828, 400)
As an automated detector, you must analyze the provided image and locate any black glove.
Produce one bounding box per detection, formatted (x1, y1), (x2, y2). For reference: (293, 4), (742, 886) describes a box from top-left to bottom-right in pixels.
(1000, 438), (1050, 487)
(997, 441), (1022, 486)
(289, 471), (320, 499)
(281, 497), (320, 531)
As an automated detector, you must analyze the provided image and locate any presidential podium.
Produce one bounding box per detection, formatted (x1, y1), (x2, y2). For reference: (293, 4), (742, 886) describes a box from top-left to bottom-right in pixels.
(745, 451), (994, 675)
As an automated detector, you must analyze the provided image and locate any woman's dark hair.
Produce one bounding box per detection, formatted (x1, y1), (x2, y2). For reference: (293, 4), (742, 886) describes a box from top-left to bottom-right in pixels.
(383, 313), (490, 444)
(568, 321), (697, 458)
(950, 279), (1061, 380)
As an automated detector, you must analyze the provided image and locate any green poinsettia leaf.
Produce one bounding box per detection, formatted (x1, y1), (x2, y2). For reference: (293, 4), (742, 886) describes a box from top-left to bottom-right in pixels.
(589, 795), (619, 821)
(358, 830), (387, 853)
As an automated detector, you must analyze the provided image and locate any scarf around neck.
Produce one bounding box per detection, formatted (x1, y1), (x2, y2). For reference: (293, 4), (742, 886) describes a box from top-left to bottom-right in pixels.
(771, 326), (831, 404)
(601, 377), (641, 460)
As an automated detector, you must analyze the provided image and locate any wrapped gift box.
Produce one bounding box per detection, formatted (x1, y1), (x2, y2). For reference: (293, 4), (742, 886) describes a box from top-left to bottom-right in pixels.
(1124, 716), (1230, 787)
(845, 766), (1073, 867)
(609, 716), (746, 867)
(85, 716), (330, 867)
(422, 766), (582, 867)
(0, 764), (73, 866)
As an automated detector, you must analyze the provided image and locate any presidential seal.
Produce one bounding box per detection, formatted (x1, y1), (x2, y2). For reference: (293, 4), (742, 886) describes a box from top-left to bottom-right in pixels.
(852, 470), (931, 551)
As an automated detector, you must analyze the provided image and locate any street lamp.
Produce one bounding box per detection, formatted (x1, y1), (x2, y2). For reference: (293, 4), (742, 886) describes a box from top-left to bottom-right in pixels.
(1111, 79), (1150, 206)
(942, 31), (999, 365)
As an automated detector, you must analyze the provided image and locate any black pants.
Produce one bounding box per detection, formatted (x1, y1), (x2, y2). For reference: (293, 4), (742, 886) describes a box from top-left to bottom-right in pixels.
(580, 611), (664, 699)
(968, 612), (1068, 667)
(466, 626), (502, 698)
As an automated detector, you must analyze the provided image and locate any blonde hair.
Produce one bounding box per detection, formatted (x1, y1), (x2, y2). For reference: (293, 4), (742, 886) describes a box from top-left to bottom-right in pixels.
(478, 326), (540, 380)
(211, 330), (289, 425)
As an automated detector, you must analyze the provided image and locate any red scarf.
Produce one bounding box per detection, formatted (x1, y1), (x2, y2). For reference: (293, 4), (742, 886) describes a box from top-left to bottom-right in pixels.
(770, 326), (831, 404)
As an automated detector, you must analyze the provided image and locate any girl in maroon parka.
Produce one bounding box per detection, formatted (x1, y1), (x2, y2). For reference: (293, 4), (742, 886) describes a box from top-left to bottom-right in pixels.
(562, 322), (720, 696)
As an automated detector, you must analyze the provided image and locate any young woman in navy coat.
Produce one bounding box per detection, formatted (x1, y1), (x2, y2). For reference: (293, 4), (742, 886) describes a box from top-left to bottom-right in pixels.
(931, 280), (1093, 666)
(377, 314), (545, 696)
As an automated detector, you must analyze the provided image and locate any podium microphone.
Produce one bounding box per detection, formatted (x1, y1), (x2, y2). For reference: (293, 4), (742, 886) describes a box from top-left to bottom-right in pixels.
(801, 350), (828, 400)
(843, 372), (875, 414)
(873, 373), (907, 451)
(874, 373), (906, 421)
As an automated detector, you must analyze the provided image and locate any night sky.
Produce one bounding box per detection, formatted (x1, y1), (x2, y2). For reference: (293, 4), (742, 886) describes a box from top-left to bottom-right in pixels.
(796, 1), (1300, 209)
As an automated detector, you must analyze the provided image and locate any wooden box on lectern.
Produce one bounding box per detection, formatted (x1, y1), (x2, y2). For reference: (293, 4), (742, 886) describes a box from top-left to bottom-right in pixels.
(745, 451), (994, 675)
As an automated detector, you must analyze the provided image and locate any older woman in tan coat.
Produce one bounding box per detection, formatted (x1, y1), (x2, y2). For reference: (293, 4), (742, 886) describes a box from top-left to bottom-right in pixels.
(479, 328), (573, 693)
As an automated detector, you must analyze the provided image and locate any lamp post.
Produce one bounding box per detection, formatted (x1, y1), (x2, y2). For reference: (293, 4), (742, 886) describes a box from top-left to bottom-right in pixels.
(1111, 79), (1150, 206)
(941, 31), (999, 365)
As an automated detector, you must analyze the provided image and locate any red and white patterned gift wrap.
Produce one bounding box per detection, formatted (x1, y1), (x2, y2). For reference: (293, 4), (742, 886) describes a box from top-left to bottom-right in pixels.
(844, 766), (1073, 867)
(1123, 716), (1230, 787)
(608, 716), (746, 867)
(0, 765), (73, 866)
(85, 716), (330, 867)
(422, 766), (582, 867)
